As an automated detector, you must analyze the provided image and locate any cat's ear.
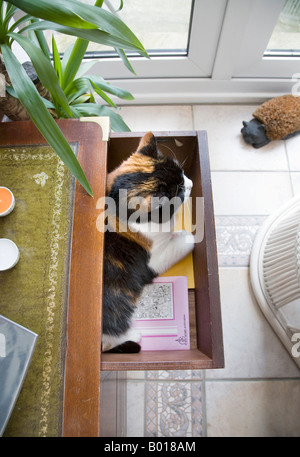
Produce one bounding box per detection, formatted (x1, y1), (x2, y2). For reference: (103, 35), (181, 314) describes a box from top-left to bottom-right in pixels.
(137, 131), (158, 158)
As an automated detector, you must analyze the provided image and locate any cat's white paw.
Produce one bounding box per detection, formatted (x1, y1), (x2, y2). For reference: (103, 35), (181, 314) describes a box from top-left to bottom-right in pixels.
(174, 230), (195, 247)
(102, 336), (112, 352)
(126, 329), (142, 344)
(102, 328), (142, 352)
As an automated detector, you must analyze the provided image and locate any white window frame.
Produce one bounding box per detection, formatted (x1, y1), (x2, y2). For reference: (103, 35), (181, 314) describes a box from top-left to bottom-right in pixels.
(14, 0), (299, 104)
(218, 0), (300, 79)
(92, 0), (227, 79)
(92, 0), (299, 104)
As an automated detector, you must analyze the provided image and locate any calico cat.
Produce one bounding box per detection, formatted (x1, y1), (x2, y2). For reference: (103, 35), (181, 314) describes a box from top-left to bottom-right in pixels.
(102, 132), (194, 353)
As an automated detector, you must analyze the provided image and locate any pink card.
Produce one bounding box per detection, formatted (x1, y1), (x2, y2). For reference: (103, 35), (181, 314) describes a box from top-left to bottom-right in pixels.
(133, 276), (190, 351)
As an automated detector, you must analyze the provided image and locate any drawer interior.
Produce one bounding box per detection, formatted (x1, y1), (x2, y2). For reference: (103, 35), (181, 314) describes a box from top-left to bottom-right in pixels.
(101, 131), (224, 371)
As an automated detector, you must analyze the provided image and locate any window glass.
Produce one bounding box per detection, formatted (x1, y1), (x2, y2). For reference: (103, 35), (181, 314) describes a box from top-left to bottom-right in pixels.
(266, 0), (300, 55)
(44, 0), (194, 57)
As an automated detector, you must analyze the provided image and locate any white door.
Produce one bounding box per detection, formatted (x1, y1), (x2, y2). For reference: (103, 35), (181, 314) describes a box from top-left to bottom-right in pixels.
(48, 0), (300, 103)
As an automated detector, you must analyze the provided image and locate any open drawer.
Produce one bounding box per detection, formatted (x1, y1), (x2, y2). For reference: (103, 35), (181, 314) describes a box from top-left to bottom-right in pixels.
(101, 131), (224, 371)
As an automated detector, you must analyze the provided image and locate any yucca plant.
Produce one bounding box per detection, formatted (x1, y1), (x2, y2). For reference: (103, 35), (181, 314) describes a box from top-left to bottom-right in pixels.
(42, 34), (135, 131)
(0, 0), (148, 196)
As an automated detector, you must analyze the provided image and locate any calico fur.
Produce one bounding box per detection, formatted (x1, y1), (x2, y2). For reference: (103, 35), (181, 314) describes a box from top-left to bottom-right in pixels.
(102, 132), (194, 352)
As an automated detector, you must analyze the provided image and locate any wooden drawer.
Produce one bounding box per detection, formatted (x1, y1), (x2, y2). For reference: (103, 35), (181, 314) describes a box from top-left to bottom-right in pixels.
(101, 131), (224, 371)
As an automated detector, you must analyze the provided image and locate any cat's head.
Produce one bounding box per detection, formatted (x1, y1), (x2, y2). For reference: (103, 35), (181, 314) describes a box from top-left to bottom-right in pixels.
(106, 132), (192, 224)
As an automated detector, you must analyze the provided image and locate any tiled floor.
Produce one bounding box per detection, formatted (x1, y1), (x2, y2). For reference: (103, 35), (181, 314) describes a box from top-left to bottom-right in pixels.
(116, 104), (300, 437)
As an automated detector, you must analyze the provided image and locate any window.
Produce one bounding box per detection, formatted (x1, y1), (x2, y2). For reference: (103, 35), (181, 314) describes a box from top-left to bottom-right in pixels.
(87, 0), (227, 80)
(44, 0), (300, 103)
(266, 0), (300, 55)
(101, 0), (193, 56)
(46, 0), (193, 57)
(230, 0), (300, 78)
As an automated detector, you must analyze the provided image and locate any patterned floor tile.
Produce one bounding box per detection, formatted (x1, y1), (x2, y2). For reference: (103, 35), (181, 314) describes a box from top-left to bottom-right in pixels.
(146, 370), (203, 380)
(215, 215), (267, 266)
(145, 381), (203, 437)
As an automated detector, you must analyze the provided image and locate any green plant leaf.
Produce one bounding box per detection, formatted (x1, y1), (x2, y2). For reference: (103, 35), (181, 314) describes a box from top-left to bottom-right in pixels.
(8, 0), (148, 57)
(116, 1), (124, 12)
(23, 20), (146, 55)
(9, 32), (73, 117)
(65, 75), (133, 109)
(6, 0), (98, 29)
(65, 77), (92, 102)
(7, 13), (32, 33)
(6, 83), (65, 113)
(84, 75), (134, 101)
(115, 48), (136, 75)
(1, 44), (93, 196)
(52, 34), (62, 85)
(3, 3), (17, 26)
(28, 18), (51, 59)
(66, 77), (113, 106)
(75, 103), (130, 132)
(41, 97), (56, 110)
(89, 80), (117, 108)
(61, 38), (88, 90)
(72, 94), (91, 104)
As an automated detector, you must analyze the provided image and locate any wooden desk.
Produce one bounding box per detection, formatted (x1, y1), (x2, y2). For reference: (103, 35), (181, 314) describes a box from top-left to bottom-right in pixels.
(0, 119), (106, 437)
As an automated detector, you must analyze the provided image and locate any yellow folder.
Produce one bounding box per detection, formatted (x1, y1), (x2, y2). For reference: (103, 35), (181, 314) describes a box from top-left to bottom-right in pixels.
(160, 200), (195, 288)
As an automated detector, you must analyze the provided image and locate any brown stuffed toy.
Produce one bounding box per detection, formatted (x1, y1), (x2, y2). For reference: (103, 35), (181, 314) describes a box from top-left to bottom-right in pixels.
(241, 94), (300, 148)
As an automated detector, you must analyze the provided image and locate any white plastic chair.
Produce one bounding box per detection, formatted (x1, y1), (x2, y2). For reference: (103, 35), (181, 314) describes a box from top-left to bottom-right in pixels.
(250, 195), (300, 369)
